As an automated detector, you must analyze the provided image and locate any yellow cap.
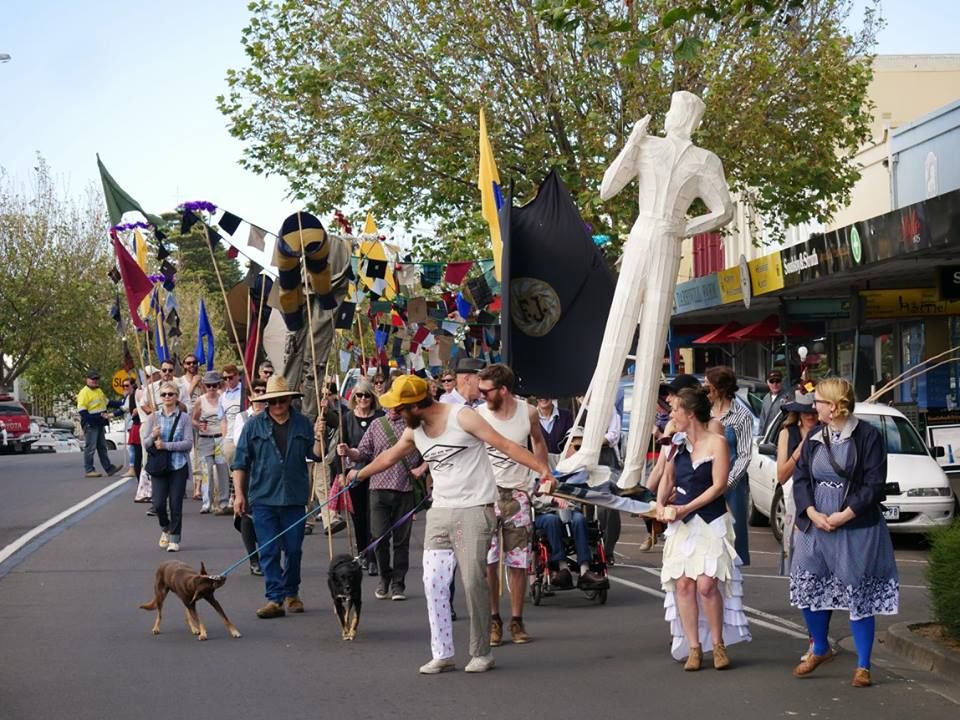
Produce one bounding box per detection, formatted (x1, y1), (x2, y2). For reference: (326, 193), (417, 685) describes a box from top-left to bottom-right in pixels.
(377, 374), (429, 408)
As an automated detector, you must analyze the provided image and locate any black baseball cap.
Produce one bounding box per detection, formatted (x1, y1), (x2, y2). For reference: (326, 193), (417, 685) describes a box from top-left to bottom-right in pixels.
(659, 374), (701, 395)
(86, 369), (101, 379)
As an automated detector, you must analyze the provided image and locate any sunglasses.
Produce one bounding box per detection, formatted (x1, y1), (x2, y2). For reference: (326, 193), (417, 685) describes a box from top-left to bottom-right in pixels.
(161, 368), (174, 373)
(205, 383), (219, 388)
(354, 392), (372, 399)
(374, 379), (385, 385)
(183, 361), (197, 366)
(223, 374), (236, 380)
(477, 386), (498, 397)
(267, 397), (290, 405)
(442, 378), (455, 383)
(159, 392), (177, 397)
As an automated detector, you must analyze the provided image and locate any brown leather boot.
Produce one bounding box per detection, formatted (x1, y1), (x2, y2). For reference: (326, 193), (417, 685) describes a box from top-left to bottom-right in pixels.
(285, 596), (305, 613)
(256, 601), (286, 619)
(713, 642), (730, 670)
(684, 646), (703, 671)
(851, 667), (872, 687)
(490, 616), (503, 647)
(510, 619), (530, 644)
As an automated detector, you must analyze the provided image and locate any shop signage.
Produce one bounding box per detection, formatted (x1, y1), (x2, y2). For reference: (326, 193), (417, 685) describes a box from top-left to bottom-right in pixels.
(850, 225), (863, 264)
(717, 267), (743, 305)
(938, 266), (960, 301)
(862, 288), (960, 318)
(784, 298), (851, 320)
(738, 254), (752, 309)
(674, 274), (722, 314)
(748, 252), (784, 296)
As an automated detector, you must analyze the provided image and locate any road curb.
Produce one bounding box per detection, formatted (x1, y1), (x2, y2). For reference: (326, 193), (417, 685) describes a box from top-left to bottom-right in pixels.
(886, 621), (960, 683)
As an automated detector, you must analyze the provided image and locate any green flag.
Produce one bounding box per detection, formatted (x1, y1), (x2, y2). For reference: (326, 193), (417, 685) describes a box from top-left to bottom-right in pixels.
(96, 154), (164, 227)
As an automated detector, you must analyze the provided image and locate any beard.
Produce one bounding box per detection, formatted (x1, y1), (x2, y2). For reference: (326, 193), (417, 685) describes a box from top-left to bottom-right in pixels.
(402, 410), (422, 429)
(485, 394), (504, 412)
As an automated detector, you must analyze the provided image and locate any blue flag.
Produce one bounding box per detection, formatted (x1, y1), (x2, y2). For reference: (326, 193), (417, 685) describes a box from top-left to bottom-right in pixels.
(195, 299), (215, 370)
(154, 308), (170, 363)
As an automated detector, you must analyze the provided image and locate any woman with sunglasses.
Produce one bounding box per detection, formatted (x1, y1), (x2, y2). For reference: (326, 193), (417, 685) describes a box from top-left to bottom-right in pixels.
(142, 381), (193, 552)
(790, 377), (898, 688)
(193, 371), (230, 514)
(338, 379), (385, 574)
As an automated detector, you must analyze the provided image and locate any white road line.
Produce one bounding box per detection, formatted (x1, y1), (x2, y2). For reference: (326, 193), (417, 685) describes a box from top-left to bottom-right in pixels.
(0, 478), (130, 565)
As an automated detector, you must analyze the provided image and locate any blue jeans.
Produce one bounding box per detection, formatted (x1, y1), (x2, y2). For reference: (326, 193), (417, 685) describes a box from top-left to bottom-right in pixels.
(83, 424), (112, 473)
(535, 511), (591, 567)
(725, 478), (751, 566)
(252, 505), (306, 603)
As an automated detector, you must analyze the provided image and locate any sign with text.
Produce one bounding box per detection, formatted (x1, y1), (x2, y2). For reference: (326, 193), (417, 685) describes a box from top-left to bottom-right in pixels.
(674, 274), (722, 314)
(938, 266), (960, 301)
(748, 253), (784, 296)
(862, 288), (960, 318)
(717, 267), (743, 305)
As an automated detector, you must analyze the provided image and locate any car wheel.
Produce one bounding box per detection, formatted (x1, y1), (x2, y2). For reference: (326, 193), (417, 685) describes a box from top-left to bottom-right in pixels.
(747, 486), (767, 526)
(771, 485), (785, 544)
(106, 440), (117, 451)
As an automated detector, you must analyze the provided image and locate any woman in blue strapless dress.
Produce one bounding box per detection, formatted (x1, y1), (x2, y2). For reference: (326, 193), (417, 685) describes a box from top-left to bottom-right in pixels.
(657, 388), (752, 671)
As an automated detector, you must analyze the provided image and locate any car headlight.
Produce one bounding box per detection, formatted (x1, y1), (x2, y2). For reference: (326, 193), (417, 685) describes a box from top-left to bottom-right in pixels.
(905, 487), (953, 497)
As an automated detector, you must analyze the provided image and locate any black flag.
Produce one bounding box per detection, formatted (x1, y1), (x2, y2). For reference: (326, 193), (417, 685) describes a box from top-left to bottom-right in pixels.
(500, 169), (615, 397)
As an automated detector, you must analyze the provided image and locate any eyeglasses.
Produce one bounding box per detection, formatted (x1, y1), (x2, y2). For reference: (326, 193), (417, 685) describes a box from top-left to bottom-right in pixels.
(267, 397), (290, 405)
(768, 379), (782, 384)
(374, 379), (385, 385)
(477, 385), (499, 397)
(442, 378), (455, 383)
(183, 361), (197, 366)
(205, 383), (219, 388)
(354, 392), (372, 399)
(223, 374), (236, 380)
(159, 392), (177, 397)
(814, 399), (831, 406)
(161, 368), (174, 373)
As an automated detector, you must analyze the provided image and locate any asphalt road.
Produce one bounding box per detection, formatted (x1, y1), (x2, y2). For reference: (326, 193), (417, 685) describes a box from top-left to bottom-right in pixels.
(1, 452), (957, 719)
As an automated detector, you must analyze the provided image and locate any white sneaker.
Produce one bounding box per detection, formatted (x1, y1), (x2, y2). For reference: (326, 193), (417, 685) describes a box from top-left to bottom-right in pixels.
(166, 542), (180, 552)
(418, 657), (456, 674)
(464, 654), (495, 673)
(158, 532), (170, 549)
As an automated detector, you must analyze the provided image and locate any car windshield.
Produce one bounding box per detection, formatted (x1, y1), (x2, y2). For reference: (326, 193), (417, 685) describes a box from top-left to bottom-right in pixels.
(0, 402), (26, 415)
(858, 414), (928, 456)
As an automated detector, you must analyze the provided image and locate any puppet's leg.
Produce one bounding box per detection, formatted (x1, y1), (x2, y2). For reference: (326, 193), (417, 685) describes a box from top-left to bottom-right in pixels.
(620, 238), (683, 489)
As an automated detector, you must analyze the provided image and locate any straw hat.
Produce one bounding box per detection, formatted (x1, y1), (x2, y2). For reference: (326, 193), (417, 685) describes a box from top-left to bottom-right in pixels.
(253, 376), (302, 402)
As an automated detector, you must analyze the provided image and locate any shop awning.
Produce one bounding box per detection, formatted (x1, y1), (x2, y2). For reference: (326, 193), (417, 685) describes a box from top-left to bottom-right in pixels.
(692, 321), (744, 344)
(730, 314), (815, 341)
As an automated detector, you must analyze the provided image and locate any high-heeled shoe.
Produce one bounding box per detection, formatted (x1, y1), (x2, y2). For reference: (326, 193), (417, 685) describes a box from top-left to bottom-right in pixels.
(684, 646), (703, 671)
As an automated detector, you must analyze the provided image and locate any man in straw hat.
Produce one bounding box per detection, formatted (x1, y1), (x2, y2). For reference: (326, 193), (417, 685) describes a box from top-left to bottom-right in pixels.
(232, 376), (325, 619)
(343, 374), (553, 675)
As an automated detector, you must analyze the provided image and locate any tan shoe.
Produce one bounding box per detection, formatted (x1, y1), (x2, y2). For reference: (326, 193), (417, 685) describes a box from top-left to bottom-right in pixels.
(490, 616), (503, 647)
(793, 651), (834, 677)
(285, 596), (305, 613)
(639, 535), (655, 551)
(684, 646), (703, 671)
(713, 642), (730, 670)
(256, 601), (286, 619)
(509, 620), (530, 644)
(851, 667), (872, 687)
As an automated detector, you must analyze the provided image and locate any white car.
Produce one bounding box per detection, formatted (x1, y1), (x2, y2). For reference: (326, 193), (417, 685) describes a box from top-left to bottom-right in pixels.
(748, 402), (955, 541)
(33, 429), (81, 453)
(105, 420), (128, 451)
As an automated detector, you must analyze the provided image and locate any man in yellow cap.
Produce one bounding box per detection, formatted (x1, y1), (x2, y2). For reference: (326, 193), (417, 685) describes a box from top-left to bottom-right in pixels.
(344, 374), (552, 675)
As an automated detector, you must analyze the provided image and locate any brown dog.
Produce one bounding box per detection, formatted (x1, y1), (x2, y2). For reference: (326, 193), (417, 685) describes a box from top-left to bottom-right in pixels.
(140, 560), (241, 641)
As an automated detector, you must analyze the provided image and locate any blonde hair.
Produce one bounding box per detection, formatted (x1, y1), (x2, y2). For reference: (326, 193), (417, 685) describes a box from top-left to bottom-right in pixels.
(159, 381), (180, 396)
(816, 377), (855, 418)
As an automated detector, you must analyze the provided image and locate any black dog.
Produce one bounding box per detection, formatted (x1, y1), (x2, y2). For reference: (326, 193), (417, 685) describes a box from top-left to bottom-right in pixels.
(327, 554), (363, 640)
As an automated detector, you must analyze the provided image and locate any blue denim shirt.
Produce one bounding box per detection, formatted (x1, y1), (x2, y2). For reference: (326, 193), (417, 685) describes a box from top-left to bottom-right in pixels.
(231, 408), (317, 507)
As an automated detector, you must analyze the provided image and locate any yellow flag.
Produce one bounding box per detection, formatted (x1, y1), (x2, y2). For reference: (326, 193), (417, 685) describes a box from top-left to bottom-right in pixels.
(134, 230), (152, 318)
(478, 109), (503, 281)
(363, 213), (378, 236)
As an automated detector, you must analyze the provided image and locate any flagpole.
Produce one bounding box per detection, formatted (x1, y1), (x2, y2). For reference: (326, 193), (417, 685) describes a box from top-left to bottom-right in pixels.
(254, 276), (267, 365)
(245, 284), (252, 378)
(354, 310), (367, 372)
(328, 319), (354, 556)
(295, 213), (334, 560)
(204, 227), (246, 372)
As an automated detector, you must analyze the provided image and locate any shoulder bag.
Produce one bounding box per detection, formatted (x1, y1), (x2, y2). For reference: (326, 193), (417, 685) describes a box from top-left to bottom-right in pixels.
(145, 411), (182, 477)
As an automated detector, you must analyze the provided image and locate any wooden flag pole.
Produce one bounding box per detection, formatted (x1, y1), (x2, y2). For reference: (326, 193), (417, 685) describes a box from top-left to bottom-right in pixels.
(328, 320), (355, 557)
(354, 310), (367, 371)
(204, 227), (247, 371)
(295, 213), (334, 560)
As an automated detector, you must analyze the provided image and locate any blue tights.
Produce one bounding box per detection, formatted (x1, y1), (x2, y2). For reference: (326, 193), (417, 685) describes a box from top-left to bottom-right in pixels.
(802, 608), (875, 669)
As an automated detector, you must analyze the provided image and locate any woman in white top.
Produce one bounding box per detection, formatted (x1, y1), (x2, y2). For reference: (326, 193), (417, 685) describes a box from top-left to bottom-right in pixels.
(192, 371), (229, 514)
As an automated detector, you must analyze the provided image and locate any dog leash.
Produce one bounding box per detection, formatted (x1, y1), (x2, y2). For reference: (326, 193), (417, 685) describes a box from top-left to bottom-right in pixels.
(355, 493), (433, 560)
(218, 479), (358, 578)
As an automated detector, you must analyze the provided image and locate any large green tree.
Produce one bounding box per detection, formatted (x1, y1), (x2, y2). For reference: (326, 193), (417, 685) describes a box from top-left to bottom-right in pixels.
(0, 159), (119, 402)
(219, 0), (876, 255)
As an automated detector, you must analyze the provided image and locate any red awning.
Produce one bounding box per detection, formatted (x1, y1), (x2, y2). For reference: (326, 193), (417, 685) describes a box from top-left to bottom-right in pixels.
(692, 321), (744, 345)
(730, 314), (815, 341)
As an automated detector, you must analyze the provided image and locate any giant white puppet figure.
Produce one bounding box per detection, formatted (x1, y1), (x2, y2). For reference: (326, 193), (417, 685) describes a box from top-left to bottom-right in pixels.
(556, 91), (734, 487)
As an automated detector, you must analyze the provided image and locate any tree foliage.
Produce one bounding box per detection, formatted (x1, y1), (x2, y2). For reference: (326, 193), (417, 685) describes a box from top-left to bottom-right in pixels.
(0, 159), (119, 400)
(219, 0), (876, 256)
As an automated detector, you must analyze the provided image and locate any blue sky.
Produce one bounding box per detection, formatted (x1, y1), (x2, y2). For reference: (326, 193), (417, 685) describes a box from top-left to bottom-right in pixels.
(0, 0), (957, 238)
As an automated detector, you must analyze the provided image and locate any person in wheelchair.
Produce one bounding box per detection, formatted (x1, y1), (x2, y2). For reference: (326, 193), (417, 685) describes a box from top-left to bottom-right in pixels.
(534, 499), (606, 589)
(535, 427), (605, 589)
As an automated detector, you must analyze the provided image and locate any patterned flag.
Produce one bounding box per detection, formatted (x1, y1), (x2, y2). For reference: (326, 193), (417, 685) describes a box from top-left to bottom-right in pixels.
(195, 299), (215, 370)
(111, 234), (154, 332)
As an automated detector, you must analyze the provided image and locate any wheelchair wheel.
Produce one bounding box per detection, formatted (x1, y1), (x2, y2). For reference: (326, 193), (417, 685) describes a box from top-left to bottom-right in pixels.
(531, 579), (543, 606)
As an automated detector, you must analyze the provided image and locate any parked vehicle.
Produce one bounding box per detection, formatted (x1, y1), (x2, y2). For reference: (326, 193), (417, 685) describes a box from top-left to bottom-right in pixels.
(105, 420), (127, 451)
(748, 402), (956, 541)
(0, 395), (39, 453)
(32, 428), (81, 453)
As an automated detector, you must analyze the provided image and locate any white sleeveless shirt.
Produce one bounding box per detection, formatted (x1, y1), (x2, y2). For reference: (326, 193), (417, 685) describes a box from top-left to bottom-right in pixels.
(414, 405), (496, 509)
(477, 399), (533, 491)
